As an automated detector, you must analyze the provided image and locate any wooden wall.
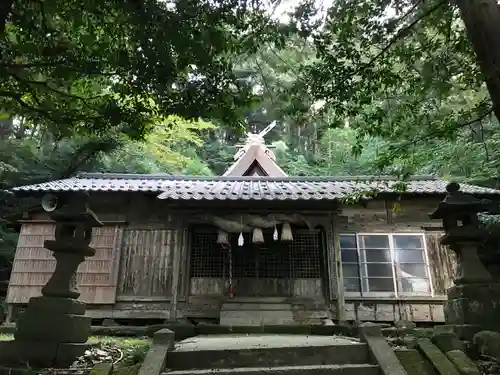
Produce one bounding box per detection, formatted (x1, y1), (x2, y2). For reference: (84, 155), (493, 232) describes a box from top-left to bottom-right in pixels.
(336, 197), (456, 296)
(7, 222), (121, 304)
(426, 232), (456, 296)
(7, 193), (459, 324)
(117, 227), (189, 299)
(338, 197), (442, 232)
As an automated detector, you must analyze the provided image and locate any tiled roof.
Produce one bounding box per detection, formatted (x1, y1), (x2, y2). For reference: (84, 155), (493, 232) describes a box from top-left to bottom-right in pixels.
(11, 173), (500, 201)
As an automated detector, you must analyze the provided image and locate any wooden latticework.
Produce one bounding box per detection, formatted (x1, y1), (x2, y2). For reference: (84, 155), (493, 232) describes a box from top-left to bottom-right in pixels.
(7, 223), (121, 304)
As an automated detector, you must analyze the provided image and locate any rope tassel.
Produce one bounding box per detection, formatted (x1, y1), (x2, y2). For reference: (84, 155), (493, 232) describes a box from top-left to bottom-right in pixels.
(252, 228), (264, 244)
(281, 222), (293, 242)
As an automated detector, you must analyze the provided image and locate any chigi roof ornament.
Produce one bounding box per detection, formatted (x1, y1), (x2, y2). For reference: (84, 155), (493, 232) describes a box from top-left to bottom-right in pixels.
(223, 121), (288, 177)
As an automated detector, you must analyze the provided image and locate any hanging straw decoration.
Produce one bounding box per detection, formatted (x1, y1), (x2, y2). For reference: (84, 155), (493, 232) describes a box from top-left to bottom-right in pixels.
(252, 228), (264, 244)
(281, 222), (293, 242)
(216, 229), (229, 245)
(237, 215), (244, 247)
(273, 225), (279, 241)
(226, 244), (234, 298)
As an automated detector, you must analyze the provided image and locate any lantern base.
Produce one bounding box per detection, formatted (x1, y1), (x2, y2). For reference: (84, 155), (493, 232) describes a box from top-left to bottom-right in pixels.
(0, 296), (91, 367)
(444, 282), (500, 339)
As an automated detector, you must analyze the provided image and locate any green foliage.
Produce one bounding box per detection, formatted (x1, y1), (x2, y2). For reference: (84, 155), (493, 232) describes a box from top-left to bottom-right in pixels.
(1, 0), (279, 141)
(0, 219), (17, 265)
(291, 0), (499, 183)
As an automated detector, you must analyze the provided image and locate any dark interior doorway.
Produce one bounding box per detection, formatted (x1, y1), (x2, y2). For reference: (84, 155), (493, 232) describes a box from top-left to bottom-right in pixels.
(189, 225), (326, 297)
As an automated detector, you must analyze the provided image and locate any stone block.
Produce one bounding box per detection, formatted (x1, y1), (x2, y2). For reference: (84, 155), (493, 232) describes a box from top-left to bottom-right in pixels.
(473, 330), (500, 359)
(445, 283), (500, 334)
(153, 329), (175, 349)
(15, 312), (91, 343)
(432, 332), (464, 353)
(439, 325), (482, 341)
(416, 338), (460, 375)
(358, 322), (383, 339)
(445, 350), (480, 375)
(358, 323), (407, 375)
(138, 346), (169, 375)
(394, 348), (437, 375)
(57, 342), (92, 366)
(27, 296), (86, 315)
(220, 309), (295, 326)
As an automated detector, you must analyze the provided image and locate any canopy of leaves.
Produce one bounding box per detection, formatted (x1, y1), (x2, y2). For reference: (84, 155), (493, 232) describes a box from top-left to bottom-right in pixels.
(292, 0), (499, 182)
(0, 0), (292, 177)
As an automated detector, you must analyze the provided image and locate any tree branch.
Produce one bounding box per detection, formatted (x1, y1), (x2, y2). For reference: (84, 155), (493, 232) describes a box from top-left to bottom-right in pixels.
(352, 0), (446, 78)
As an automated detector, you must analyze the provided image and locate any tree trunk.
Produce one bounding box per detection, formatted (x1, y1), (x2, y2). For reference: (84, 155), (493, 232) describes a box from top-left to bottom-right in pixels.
(0, 0), (13, 38)
(455, 0), (500, 121)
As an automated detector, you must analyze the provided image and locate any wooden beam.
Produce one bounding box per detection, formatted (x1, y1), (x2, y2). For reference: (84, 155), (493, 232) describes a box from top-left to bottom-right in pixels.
(332, 214), (346, 323)
(170, 227), (186, 321)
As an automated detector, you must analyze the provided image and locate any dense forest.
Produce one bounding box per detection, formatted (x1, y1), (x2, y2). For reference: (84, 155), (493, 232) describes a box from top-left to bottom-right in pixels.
(1, 0), (500, 266)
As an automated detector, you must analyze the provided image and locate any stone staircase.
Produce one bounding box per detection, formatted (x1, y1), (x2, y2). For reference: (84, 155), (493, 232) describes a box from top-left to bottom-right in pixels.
(219, 301), (295, 326)
(162, 334), (380, 375)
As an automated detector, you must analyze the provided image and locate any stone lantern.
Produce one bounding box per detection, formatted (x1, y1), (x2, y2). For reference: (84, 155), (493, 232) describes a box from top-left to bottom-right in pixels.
(0, 194), (103, 367)
(429, 182), (500, 339)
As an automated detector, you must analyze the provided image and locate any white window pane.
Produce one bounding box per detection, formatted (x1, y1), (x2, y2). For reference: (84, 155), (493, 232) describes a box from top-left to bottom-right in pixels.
(400, 263), (428, 278)
(340, 235), (357, 249)
(341, 250), (359, 263)
(365, 249), (392, 263)
(344, 278), (361, 292)
(363, 263), (393, 278)
(401, 278), (430, 293)
(343, 264), (360, 278)
(393, 235), (424, 250)
(359, 235), (390, 249)
(363, 278), (395, 292)
(396, 249), (425, 263)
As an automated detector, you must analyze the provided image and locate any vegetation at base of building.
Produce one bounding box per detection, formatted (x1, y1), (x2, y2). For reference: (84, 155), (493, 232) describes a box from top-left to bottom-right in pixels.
(0, 333), (150, 375)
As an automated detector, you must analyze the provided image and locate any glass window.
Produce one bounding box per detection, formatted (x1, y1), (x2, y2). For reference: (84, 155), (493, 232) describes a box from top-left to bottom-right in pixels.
(339, 234), (361, 295)
(339, 233), (431, 297)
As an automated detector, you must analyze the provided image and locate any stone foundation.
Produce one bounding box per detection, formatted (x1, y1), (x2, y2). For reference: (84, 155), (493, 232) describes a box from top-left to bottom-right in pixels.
(0, 296), (91, 367)
(444, 282), (500, 340)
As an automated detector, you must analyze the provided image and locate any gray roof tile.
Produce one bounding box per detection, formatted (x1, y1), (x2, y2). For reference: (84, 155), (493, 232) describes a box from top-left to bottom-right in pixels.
(12, 173), (500, 201)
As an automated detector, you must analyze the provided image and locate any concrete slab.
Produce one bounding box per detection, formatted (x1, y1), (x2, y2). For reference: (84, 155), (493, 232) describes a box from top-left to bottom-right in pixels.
(173, 334), (360, 352)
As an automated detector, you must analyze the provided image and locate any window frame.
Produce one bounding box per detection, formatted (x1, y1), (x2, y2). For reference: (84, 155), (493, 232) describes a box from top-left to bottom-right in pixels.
(339, 232), (434, 298)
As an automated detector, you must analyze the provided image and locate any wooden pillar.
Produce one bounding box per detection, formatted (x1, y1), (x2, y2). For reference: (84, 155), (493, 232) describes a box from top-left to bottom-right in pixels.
(170, 227), (187, 320)
(332, 214), (345, 323)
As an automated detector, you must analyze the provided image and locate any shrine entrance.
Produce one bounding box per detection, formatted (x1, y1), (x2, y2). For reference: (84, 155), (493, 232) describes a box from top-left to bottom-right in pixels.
(189, 225), (326, 299)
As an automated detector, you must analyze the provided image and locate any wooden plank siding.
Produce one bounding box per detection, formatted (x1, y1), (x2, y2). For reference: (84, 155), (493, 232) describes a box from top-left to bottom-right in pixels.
(7, 223), (121, 304)
(116, 227), (189, 299)
(425, 232), (456, 296)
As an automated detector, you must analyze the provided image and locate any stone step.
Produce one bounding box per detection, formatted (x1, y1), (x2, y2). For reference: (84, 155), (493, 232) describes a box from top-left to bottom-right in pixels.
(224, 297), (289, 303)
(220, 310), (295, 326)
(221, 303), (293, 311)
(167, 343), (370, 370)
(164, 364), (379, 375)
(220, 302), (295, 326)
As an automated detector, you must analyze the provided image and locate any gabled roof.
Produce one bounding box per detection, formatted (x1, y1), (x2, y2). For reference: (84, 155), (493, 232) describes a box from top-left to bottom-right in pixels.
(12, 173), (500, 201)
(223, 143), (287, 177)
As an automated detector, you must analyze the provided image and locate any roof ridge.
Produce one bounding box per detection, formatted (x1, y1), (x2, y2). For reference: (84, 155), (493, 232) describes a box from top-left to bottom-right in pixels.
(75, 172), (439, 182)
